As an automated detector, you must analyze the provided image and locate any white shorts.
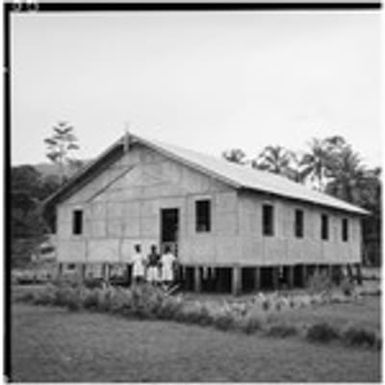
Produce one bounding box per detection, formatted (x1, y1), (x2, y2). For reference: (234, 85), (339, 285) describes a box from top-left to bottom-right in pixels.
(147, 266), (160, 282)
(161, 267), (174, 282)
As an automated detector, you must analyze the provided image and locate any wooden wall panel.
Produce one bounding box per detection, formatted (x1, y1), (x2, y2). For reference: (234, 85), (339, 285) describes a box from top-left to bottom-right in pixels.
(87, 239), (120, 263)
(107, 220), (124, 238)
(141, 216), (159, 238)
(238, 190), (363, 266)
(263, 238), (286, 265)
(57, 240), (86, 262)
(216, 212), (237, 236)
(87, 220), (107, 238)
(185, 236), (216, 263)
(121, 220), (140, 238)
(240, 238), (264, 264)
(215, 237), (241, 264)
(57, 142), (363, 267)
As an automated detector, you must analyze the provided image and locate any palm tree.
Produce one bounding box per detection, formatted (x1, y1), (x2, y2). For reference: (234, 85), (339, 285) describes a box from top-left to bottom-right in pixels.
(252, 145), (294, 176)
(325, 146), (367, 204)
(222, 148), (247, 164)
(300, 138), (332, 191)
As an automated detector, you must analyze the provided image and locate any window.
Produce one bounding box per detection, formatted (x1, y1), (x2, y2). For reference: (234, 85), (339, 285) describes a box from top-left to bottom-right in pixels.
(72, 210), (83, 235)
(295, 209), (304, 238)
(321, 214), (329, 240)
(262, 204), (274, 236)
(342, 218), (349, 242)
(196, 200), (211, 232)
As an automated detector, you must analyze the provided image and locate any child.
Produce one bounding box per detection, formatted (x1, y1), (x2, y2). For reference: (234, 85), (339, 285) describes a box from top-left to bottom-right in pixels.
(146, 244), (160, 284)
(160, 245), (177, 288)
(131, 244), (146, 284)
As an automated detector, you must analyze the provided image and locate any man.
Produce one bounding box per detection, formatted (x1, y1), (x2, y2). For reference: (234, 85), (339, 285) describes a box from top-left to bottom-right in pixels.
(147, 244), (160, 285)
(131, 244), (146, 284)
(160, 245), (177, 289)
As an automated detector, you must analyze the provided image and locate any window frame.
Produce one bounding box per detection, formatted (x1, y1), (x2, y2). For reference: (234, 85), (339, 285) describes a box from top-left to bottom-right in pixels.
(262, 204), (274, 236)
(195, 199), (211, 233)
(294, 209), (304, 238)
(342, 218), (349, 242)
(72, 209), (83, 235)
(321, 214), (329, 241)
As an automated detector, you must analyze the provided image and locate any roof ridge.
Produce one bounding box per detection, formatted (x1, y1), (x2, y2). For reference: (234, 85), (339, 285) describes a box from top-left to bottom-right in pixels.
(44, 131), (369, 215)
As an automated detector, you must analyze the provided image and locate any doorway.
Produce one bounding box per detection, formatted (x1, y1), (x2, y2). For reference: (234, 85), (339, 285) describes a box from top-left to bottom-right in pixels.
(160, 208), (179, 256)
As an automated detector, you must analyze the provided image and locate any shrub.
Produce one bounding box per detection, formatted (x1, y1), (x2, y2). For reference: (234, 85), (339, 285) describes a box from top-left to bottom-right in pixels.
(211, 309), (235, 331)
(266, 323), (298, 338)
(84, 277), (105, 289)
(342, 325), (379, 348)
(13, 290), (35, 303)
(82, 289), (99, 310)
(237, 314), (262, 334)
(177, 302), (214, 326)
(307, 270), (333, 294)
(306, 322), (339, 343)
(109, 288), (133, 314)
(261, 298), (270, 311)
(156, 295), (184, 320)
(340, 278), (354, 296)
(32, 284), (58, 306)
(55, 286), (82, 311)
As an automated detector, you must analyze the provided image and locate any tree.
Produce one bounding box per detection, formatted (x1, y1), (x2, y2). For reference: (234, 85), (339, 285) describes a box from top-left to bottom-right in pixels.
(44, 121), (80, 184)
(251, 145), (301, 181)
(11, 165), (46, 238)
(222, 148), (247, 164)
(300, 138), (333, 191)
(325, 145), (367, 204)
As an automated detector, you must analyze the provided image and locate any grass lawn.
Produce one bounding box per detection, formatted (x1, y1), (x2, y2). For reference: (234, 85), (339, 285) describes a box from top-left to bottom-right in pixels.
(271, 296), (380, 330)
(11, 303), (381, 382)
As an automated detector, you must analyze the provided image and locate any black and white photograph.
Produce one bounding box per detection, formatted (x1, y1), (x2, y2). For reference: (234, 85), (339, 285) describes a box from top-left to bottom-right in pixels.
(6, 1), (382, 382)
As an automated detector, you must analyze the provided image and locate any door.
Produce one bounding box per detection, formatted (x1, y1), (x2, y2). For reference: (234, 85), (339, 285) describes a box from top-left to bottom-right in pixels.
(160, 208), (179, 256)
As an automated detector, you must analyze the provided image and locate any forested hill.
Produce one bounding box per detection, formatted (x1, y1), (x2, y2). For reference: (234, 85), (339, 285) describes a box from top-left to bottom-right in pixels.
(33, 159), (92, 178)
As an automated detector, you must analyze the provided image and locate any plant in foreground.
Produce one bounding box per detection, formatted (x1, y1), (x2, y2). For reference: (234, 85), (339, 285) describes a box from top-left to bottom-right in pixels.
(305, 322), (340, 343)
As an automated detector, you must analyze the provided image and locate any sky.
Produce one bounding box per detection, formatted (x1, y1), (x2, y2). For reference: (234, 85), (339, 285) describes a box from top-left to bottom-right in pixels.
(10, 10), (381, 167)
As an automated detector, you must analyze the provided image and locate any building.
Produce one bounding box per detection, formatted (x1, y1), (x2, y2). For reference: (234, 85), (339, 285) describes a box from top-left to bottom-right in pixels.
(44, 133), (368, 294)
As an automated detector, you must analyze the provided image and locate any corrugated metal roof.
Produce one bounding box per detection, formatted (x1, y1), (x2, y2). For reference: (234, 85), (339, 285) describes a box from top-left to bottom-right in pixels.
(45, 133), (369, 215)
(138, 134), (368, 215)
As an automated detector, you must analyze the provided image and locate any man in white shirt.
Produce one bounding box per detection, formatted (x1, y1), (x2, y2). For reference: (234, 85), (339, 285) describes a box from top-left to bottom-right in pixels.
(160, 245), (177, 288)
(131, 244), (146, 284)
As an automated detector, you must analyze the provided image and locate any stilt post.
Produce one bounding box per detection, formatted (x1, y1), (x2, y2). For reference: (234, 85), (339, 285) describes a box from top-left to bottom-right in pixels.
(355, 263), (363, 285)
(288, 265), (295, 289)
(194, 266), (201, 293)
(272, 267), (279, 291)
(302, 265), (307, 288)
(232, 265), (241, 296)
(255, 267), (261, 291)
(57, 262), (63, 279)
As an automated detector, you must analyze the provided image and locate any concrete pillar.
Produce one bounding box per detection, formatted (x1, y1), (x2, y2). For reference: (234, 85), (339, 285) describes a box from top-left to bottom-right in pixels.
(215, 268), (222, 292)
(272, 267), (279, 291)
(346, 264), (354, 282)
(288, 265), (295, 289)
(126, 264), (131, 285)
(194, 266), (201, 293)
(101, 264), (106, 280)
(326, 265), (332, 280)
(302, 265), (307, 288)
(57, 263), (63, 279)
(80, 263), (86, 280)
(232, 265), (242, 296)
(355, 263), (363, 285)
(254, 267), (261, 291)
